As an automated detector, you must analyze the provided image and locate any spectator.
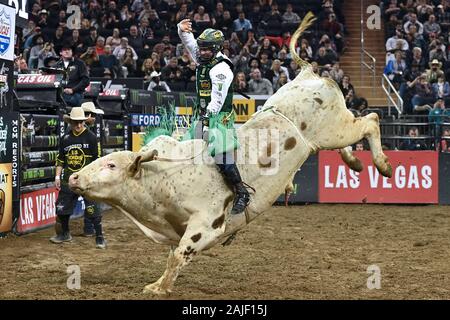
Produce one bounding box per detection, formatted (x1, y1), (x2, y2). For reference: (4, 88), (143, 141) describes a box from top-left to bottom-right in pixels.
(54, 44), (90, 107)
(153, 35), (175, 57)
(321, 12), (345, 53)
(52, 26), (65, 54)
(384, 50), (407, 88)
(193, 5), (212, 26)
(385, 29), (409, 63)
(15, 56), (30, 74)
(234, 72), (248, 93)
(37, 9), (49, 29)
(296, 38), (313, 59)
(385, 14), (400, 39)
(243, 29), (259, 55)
(345, 89), (369, 114)
(287, 60), (300, 80)
(128, 25), (145, 51)
(147, 71), (171, 92)
(142, 58), (154, 80)
(311, 61), (320, 74)
(256, 38), (277, 60)
(406, 47), (427, 71)
(315, 47), (336, 70)
(429, 98), (450, 124)
(106, 28), (122, 51)
(233, 12), (252, 33)
(404, 13), (424, 35)
(438, 128), (450, 153)
(330, 62), (345, 83)
(183, 61), (197, 83)
(399, 127), (428, 150)
(161, 57), (179, 82)
(175, 3), (190, 22)
(84, 27), (98, 48)
(38, 42), (57, 69)
(212, 2), (224, 24)
(113, 37), (138, 61)
(99, 45), (120, 77)
(215, 10), (233, 37)
(28, 36), (44, 69)
(247, 2), (263, 29)
(428, 40), (447, 63)
(282, 3), (301, 25)
(148, 9), (166, 38)
(247, 68), (273, 95)
(423, 14), (442, 37)
(80, 46), (99, 70)
(233, 46), (252, 75)
(274, 72), (288, 92)
(259, 51), (272, 75)
(410, 73), (435, 112)
(339, 75), (355, 99)
(426, 59), (445, 84)
(277, 48), (291, 68)
(432, 75), (450, 104)
(260, 2), (283, 33)
(265, 59), (290, 89)
(120, 48), (137, 77)
(178, 48), (191, 68)
(229, 32), (243, 56)
(95, 37), (106, 56)
(355, 141), (365, 151)
(120, 5), (135, 30)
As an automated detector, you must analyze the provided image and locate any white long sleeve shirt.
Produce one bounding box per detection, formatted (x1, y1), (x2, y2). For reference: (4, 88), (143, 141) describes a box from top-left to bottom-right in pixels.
(177, 23), (234, 114)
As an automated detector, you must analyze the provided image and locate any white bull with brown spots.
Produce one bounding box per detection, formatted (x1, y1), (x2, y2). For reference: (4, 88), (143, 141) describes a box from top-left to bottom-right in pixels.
(68, 14), (392, 295)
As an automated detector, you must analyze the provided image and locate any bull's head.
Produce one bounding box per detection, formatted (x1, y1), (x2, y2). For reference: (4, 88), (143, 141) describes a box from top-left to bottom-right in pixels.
(68, 149), (158, 202)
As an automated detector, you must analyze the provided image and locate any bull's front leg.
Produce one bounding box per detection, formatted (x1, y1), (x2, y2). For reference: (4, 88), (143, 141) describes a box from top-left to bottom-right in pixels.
(143, 212), (226, 295)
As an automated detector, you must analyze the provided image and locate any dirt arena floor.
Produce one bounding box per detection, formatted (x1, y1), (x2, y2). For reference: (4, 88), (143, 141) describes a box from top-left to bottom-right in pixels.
(1, 204), (450, 300)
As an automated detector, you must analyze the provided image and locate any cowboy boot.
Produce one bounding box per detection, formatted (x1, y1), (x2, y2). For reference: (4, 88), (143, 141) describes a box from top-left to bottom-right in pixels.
(220, 164), (250, 214)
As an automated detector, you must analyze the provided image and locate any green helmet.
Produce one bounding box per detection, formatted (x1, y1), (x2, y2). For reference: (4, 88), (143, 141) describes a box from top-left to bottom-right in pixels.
(197, 28), (224, 64)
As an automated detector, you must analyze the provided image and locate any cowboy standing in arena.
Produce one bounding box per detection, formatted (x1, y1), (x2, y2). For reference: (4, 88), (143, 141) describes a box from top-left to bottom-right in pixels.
(50, 107), (106, 249)
(80, 101), (104, 237)
(177, 19), (250, 215)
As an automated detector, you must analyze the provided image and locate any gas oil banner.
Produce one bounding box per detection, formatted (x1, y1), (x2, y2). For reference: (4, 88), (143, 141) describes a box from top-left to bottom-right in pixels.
(319, 151), (438, 203)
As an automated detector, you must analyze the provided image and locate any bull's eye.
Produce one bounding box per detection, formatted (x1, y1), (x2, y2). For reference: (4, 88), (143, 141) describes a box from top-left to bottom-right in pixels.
(107, 163), (116, 169)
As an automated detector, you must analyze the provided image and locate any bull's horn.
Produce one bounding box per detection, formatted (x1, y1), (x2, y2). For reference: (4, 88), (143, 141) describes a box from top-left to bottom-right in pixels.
(289, 12), (317, 70)
(127, 149), (158, 178)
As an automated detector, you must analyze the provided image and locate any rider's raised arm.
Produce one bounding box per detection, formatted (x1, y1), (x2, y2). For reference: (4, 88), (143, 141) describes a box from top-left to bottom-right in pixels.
(177, 21), (199, 65)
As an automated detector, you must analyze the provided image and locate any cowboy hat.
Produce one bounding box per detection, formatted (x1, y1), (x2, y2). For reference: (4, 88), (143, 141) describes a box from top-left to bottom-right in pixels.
(64, 107), (87, 121)
(81, 101), (105, 115)
(430, 59), (442, 67)
(150, 71), (161, 78)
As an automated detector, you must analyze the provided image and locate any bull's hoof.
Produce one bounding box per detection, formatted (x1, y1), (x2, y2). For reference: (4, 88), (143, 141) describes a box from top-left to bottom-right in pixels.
(143, 283), (171, 295)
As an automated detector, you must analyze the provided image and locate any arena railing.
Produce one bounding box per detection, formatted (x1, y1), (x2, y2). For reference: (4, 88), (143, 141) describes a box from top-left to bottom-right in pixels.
(381, 73), (403, 116)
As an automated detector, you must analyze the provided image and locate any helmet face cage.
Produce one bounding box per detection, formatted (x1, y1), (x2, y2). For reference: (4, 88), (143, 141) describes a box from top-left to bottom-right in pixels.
(197, 29), (224, 64)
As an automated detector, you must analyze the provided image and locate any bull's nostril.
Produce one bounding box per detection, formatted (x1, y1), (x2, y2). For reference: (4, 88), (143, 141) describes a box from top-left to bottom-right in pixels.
(72, 174), (78, 180)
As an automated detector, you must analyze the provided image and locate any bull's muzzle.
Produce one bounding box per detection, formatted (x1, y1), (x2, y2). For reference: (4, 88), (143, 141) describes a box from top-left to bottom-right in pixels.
(68, 173), (82, 193)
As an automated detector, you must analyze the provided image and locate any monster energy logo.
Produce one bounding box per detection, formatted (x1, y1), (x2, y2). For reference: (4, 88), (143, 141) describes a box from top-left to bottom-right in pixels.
(47, 118), (58, 126)
(46, 135), (58, 147)
(115, 123), (124, 130)
(22, 167), (55, 181)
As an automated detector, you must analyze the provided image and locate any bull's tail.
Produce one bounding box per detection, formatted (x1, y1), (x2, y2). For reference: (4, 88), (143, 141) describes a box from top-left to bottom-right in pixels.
(289, 12), (317, 70)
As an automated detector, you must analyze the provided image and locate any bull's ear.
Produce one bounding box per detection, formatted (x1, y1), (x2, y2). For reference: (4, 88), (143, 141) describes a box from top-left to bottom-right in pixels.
(127, 150), (158, 178)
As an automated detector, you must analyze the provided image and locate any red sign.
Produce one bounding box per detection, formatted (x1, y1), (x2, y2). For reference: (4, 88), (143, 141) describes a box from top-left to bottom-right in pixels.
(319, 151), (438, 203)
(17, 74), (56, 85)
(17, 187), (59, 234)
(99, 89), (120, 96)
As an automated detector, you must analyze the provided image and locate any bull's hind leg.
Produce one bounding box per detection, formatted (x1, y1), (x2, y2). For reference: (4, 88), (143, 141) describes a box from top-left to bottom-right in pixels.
(361, 113), (392, 178)
(339, 146), (364, 172)
(143, 213), (225, 295)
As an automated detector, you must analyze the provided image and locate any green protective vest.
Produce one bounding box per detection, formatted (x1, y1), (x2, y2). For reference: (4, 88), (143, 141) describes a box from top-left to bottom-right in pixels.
(195, 56), (234, 117)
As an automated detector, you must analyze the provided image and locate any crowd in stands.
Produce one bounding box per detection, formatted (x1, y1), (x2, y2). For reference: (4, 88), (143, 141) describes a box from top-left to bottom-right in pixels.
(382, 0), (450, 115)
(15, 0), (369, 106)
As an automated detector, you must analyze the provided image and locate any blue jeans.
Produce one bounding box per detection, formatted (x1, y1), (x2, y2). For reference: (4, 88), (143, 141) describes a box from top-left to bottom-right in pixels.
(63, 92), (83, 107)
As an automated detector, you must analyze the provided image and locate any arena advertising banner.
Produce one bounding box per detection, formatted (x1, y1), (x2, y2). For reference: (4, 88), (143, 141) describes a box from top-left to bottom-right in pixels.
(17, 188), (86, 234)
(0, 162), (12, 233)
(0, 0), (27, 28)
(0, 4), (15, 61)
(318, 151), (439, 204)
(17, 187), (58, 234)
